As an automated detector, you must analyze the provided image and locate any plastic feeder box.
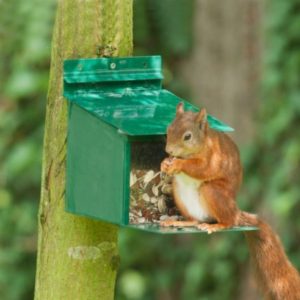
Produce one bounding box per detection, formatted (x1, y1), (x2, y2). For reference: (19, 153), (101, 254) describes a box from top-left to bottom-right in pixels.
(63, 55), (257, 234)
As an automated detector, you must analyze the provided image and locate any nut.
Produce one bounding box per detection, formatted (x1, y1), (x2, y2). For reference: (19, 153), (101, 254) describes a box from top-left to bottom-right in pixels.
(138, 217), (146, 223)
(159, 215), (169, 221)
(142, 194), (150, 202)
(150, 197), (158, 204)
(152, 185), (159, 196)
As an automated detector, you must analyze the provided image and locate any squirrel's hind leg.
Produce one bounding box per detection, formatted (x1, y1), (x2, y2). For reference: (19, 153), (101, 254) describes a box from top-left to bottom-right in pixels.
(197, 181), (239, 233)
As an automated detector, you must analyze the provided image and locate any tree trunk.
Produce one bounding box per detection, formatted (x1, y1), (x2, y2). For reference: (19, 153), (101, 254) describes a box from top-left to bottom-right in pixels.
(180, 0), (263, 146)
(34, 1), (132, 299)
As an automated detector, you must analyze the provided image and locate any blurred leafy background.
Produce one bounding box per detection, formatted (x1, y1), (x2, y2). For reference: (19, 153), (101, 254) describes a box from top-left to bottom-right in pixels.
(0, 0), (300, 299)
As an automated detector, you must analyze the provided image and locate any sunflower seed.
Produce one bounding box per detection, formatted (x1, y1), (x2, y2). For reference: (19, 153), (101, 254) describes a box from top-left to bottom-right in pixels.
(142, 194), (150, 202)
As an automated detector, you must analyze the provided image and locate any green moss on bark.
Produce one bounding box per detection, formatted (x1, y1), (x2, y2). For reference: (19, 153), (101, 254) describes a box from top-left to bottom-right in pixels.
(34, 1), (132, 299)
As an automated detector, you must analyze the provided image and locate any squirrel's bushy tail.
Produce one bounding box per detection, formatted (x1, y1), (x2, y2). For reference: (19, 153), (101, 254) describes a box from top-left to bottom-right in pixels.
(238, 211), (300, 300)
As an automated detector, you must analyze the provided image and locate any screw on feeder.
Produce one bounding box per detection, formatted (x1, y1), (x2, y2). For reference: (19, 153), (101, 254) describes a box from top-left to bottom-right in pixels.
(110, 62), (116, 70)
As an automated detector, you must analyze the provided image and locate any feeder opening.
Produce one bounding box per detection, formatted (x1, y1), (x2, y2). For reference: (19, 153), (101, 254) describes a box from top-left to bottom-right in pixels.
(129, 139), (183, 225)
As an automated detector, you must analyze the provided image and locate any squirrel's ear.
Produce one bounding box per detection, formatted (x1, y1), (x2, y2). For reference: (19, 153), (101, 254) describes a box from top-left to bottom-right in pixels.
(176, 102), (184, 116)
(196, 108), (208, 131)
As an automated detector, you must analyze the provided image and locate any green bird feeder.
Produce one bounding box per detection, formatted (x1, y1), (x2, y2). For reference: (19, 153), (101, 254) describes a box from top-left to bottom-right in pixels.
(63, 55), (256, 234)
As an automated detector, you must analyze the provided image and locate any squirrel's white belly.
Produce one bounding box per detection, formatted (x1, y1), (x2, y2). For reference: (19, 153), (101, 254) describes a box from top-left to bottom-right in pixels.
(173, 173), (212, 222)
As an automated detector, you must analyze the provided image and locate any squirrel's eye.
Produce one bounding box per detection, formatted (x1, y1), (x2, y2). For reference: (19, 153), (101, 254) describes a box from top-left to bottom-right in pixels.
(183, 132), (192, 141)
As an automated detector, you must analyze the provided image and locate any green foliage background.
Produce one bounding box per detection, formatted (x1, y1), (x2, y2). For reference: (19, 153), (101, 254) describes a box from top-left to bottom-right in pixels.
(0, 0), (299, 299)
(0, 1), (56, 299)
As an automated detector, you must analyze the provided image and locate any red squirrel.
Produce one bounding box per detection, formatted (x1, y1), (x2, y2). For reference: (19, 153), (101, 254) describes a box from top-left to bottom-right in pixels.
(160, 103), (300, 299)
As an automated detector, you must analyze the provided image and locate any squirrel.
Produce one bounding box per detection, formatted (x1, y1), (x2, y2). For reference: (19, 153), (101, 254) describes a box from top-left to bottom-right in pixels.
(160, 102), (300, 299)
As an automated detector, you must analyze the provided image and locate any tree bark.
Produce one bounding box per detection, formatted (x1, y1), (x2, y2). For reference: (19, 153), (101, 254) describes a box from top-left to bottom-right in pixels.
(180, 0), (263, 146)
(34, 1), (132, 299)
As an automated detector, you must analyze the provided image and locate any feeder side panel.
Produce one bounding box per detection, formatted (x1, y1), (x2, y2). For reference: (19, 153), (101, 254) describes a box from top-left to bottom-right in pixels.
(66, 103), (127, 224)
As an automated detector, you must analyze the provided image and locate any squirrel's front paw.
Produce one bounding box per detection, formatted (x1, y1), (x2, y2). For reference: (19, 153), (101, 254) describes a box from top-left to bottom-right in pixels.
(161, 157), (182, 175)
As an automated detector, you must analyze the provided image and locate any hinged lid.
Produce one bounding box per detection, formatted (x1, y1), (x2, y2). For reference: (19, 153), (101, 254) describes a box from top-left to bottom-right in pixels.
(63, 56), (234, 136)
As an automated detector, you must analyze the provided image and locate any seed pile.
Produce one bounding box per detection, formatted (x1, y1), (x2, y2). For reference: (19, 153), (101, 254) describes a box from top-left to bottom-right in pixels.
(129, 170), (182, 224)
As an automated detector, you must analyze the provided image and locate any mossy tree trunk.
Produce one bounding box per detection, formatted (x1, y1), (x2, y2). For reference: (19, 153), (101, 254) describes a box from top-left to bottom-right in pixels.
(180, 0), (262, 146)
(34, 1), (132, 299)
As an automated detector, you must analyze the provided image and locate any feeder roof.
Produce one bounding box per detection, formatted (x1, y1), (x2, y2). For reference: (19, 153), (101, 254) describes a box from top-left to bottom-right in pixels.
(63, 56), (233, 136)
